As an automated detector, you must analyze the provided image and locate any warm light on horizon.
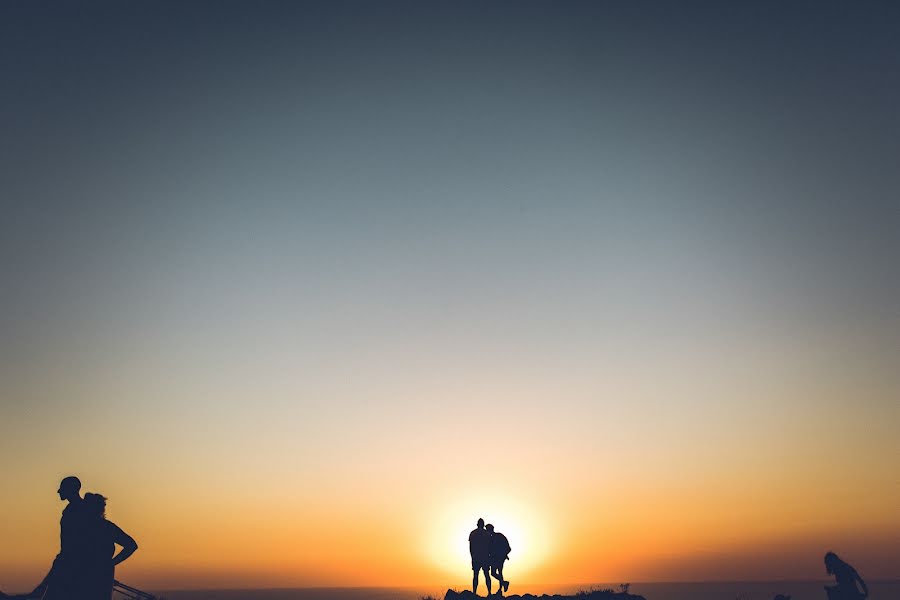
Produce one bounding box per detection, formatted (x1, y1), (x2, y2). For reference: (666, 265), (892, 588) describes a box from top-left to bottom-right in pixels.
(425, 493), (556, 580)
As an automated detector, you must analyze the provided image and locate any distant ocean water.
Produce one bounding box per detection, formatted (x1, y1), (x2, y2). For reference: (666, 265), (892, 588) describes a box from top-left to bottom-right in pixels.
(153, 581), (900, 600)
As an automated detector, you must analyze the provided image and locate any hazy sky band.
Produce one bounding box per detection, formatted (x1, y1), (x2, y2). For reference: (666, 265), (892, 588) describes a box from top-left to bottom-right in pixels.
(1, 1), (898, 589)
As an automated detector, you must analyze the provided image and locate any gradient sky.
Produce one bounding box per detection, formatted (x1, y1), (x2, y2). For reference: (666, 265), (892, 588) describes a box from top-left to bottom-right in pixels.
(1, 1), (898, 591)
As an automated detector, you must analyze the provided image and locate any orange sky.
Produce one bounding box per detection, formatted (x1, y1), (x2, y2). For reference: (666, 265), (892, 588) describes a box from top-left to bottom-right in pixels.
(2, 326), (898, 590)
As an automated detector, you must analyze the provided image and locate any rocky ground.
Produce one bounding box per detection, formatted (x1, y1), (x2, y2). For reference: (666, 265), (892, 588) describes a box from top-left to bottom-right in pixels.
(443, 590), (646, 600)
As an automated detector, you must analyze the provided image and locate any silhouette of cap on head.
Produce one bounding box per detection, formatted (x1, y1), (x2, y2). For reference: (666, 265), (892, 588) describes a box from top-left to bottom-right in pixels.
(486, 524), (495, 532)
(58, 476), (81, 494)
(477, 518), (485, 528)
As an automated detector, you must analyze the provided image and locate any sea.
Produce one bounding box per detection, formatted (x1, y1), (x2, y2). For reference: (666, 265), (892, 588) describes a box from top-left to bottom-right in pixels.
(152, 581), (900, 600)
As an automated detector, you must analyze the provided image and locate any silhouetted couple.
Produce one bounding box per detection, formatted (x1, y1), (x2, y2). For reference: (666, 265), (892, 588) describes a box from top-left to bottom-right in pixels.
(5, 476), (139, 600)
(469, 518), (511, 596)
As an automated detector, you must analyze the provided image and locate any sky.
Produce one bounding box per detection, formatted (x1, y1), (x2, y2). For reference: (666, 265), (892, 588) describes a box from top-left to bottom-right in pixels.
(1, 0), (898, 591)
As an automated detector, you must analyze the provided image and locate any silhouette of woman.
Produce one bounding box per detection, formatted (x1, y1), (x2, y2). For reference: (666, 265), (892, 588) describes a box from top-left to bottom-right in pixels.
(824, 552), (868, 600)
(82, 493), (139, 600)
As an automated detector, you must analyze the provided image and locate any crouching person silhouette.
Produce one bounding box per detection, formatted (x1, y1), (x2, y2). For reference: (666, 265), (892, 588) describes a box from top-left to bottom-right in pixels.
(486, 524), (511, 594)
(824, 552), (867, 600)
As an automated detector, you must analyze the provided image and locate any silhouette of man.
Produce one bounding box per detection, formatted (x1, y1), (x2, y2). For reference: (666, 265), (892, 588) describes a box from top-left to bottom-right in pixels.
(58, 477), (87, 555)
(486, 524), (511, 594)
(39, 476), (90, 600)
(468, 518), (491, 596)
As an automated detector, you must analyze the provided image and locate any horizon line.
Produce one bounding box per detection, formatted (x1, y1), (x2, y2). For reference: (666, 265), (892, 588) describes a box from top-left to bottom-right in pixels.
(148, 578), (900, 593)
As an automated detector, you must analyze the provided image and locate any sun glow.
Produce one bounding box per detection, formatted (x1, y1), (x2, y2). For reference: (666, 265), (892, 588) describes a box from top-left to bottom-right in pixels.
(425, 493), (555, 581)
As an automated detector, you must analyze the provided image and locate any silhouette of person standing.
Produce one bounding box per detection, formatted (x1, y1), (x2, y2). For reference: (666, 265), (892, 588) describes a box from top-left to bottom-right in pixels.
(824, 552), (868, 600)
(1, 480), (141, 600)
(41, 476), (90, 600)
(468, 518), (492, 596)
(486, 524), (511, 594)
(82, 493), (138, 600)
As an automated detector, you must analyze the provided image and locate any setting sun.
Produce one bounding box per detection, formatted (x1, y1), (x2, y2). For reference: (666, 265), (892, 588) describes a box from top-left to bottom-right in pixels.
(426, 493), (556, 580)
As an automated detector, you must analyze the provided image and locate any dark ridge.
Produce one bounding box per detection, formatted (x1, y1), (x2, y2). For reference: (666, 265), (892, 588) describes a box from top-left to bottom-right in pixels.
(444, 590), (647, 600)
